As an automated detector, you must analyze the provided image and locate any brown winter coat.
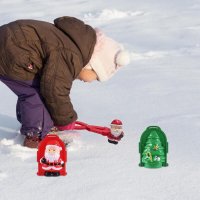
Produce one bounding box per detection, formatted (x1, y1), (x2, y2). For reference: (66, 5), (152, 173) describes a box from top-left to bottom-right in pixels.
(0, 16), (96, 125)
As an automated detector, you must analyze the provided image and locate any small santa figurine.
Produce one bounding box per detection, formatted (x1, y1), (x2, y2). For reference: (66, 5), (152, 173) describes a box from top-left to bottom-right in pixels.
(108, 119), (124, 144)
(40, 140), (65, 176)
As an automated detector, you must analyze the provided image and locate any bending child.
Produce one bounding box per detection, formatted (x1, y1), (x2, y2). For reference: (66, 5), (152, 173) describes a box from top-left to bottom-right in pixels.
(0, 16), (130, 148)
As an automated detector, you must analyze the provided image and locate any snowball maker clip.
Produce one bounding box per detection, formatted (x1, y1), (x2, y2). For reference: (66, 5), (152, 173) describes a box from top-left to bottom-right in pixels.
(74, 119), (124, 144)
(139, 126), (168, 168)
(37, 134), (67, 176)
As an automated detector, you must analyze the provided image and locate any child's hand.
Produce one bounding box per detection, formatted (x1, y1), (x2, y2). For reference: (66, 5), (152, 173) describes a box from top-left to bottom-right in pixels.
(56, 122), (76, 131)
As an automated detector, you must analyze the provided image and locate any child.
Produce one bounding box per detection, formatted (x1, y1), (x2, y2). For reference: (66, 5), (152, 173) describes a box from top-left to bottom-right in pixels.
(0, 16), (130, 148)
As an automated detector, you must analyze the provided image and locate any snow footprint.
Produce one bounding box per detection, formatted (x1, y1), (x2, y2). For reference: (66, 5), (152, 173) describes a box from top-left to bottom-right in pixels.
(0, 134), (36, 160)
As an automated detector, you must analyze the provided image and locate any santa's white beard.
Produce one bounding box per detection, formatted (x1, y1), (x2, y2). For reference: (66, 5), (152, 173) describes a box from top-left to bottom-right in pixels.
(45, 152), (60, 163)
(111, 128), (123, 137)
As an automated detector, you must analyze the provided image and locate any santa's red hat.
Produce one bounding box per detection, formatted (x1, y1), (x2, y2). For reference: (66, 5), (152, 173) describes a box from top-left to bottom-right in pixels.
(111, 119), (123, 126)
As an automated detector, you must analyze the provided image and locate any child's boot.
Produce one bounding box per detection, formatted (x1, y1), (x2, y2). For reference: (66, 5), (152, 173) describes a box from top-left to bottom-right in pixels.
(23, 126), (60, 148)
(23, 133), (41, 148)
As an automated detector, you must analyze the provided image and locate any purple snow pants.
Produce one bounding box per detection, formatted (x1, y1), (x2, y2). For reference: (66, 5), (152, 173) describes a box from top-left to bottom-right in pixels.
(0, 75), (54, 138)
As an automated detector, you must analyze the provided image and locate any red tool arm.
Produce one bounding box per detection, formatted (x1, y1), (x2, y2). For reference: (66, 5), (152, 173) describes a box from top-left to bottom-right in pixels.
(74, 121), (111, 137)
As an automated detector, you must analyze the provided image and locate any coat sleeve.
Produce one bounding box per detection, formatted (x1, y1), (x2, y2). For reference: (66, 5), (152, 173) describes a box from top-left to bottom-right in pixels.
(40, 50), (78, 126)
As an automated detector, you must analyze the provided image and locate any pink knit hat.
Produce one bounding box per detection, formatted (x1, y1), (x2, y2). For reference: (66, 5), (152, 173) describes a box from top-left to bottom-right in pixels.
(85, 29), (130, 81)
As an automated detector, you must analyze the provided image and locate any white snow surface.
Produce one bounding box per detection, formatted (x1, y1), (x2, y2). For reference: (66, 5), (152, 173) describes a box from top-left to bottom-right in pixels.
(1, 0), (200, 199)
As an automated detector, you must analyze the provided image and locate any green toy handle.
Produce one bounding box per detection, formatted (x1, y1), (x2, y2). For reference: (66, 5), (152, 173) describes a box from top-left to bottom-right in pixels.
(147, 126), (161, 130)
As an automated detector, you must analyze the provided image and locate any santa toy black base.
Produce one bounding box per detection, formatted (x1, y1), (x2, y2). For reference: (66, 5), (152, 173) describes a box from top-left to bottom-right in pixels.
(44, 171), (60, 177)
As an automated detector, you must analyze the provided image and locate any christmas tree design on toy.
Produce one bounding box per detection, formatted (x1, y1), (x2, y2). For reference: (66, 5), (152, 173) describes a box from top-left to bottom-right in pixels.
(139, 126), (168, 168)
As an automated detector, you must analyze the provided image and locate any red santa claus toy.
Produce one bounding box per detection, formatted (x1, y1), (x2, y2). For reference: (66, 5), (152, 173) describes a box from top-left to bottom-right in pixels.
(37, 135), (67, 176)
(108, 119), (124, 144)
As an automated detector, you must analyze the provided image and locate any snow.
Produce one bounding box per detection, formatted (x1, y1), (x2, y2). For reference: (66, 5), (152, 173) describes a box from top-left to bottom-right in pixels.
(0, 0), (200, 199)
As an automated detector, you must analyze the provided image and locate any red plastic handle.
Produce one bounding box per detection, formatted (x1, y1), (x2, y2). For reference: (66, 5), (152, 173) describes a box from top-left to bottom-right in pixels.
(74, 121), (111, 137)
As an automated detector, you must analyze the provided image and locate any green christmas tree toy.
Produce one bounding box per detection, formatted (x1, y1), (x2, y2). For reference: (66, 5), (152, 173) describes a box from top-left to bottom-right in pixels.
(139, 126), (168, 168)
